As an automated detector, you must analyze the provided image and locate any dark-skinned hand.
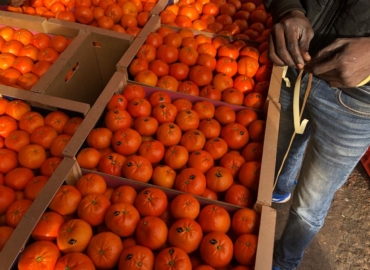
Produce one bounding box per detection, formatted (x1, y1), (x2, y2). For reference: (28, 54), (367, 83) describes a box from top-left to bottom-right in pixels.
(304, 37), (370, 88)
(268, 10), (314, 69)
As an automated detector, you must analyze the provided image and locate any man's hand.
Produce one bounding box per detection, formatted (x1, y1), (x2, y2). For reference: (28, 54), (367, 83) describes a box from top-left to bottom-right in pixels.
(269, 10), (314, 69)
(9, 0), (25, 6)
(305, 38), (370, 88)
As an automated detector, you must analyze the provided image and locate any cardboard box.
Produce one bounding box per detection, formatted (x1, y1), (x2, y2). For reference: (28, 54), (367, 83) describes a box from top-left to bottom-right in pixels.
(0, 12), (134, 106)
(0, 86), (94, 269)
(4, 157), (275, 270)
(63, 71), (280, 209)
(116, 15), (281, 105)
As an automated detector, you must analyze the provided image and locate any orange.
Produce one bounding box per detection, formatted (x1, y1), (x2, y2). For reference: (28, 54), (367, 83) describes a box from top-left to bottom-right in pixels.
(232, 208), (260, 236)
(48, 185), (82, 215)
(122, 155), (153, 183)
(224, 184), (253, 208)
(168, 218), (203, 253)
(154, 247), (192, 270)
(135, 216), (168, 250)
(110, 185), (137, 205)
(174, 167), (206, 196)
(205, 166), (233, 192)
(197, 204), (231, 233)
(104, 203), (140, 237)
(0, 226), (14, 252)
(200, 231), (233, 268)
(238, 161), (261, 192)
(170, 193), (200, 220)
(24, 175), (49, 200)
(0, 185), (15, 215)
(233, 234), (258, 266)
(118, 245), (154, 269)
(77, 193), (111, 226)
(57, 219), (93, 253)
(187, 150), (214, 174)
(75, 173), (107, 197)
(86, 232), (123, 269)
(76, 147), (101, 170)
(152, 165), (177, 189)
(134, 187), (168, 217)
(18, 144), (47, 169)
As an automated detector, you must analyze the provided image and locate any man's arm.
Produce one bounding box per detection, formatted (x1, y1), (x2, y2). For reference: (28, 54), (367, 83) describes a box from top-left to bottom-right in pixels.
(263, 0), (306, 23)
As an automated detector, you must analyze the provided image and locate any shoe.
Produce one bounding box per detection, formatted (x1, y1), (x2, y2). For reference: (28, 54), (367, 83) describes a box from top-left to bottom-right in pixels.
(272, 192), (291, 203)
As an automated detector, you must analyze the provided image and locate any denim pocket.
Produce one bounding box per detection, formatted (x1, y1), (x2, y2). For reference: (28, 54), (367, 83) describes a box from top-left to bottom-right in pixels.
(336, 90), (370, 117)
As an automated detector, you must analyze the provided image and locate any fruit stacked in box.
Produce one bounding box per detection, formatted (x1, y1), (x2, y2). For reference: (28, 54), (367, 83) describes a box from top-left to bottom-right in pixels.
(7, 0), (160, 38)
(76, 83), (265, 210)
(0, 97), (83, 252)
(160, 0), (271, 41)
(0, 26), (72, 90)
(129, 25), (271, 109)
(13, 170), (260, 269)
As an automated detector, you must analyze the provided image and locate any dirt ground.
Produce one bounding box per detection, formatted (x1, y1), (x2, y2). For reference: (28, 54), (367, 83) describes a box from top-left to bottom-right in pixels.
(273, 162), (370, 270)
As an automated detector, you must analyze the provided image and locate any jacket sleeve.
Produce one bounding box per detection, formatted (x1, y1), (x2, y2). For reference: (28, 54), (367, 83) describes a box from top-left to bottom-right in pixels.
(263, 0), (306, 23)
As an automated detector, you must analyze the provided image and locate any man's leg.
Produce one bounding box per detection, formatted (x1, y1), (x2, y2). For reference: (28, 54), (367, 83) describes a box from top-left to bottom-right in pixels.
(273, 79), (370, 269)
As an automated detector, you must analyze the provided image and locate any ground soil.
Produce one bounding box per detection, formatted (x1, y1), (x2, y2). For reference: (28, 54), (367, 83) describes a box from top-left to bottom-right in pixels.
(273, 162), (370, 270)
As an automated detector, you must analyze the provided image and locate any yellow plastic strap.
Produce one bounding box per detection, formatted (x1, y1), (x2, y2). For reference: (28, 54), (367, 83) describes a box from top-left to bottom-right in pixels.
(281, 66), (291, 87)
(293, 70), (309, 134)
(357, 75), (370, 87)
(273, 68), (313, 190)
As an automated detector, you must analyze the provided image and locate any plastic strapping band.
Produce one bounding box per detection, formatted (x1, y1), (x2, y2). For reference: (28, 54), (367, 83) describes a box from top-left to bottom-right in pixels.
(357, 75), (370, 87)
(273, 68), (313, 190)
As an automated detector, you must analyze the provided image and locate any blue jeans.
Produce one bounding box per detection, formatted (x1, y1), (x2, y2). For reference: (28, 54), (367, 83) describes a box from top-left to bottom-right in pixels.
(273, 68), (370, 270)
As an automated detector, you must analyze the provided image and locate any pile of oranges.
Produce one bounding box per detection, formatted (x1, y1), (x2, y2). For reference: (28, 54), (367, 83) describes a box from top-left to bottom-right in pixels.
(14, 174), (260, 269)
(0, 26), (71, 90)
(160, 0), (271, 40)
(8, 0), (159, 37)
(129, 26), (271, 109)
(76, 83), (265, 208)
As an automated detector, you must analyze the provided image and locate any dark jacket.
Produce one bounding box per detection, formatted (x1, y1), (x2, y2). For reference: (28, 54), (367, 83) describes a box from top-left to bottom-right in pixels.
(263, 0), (370, 103)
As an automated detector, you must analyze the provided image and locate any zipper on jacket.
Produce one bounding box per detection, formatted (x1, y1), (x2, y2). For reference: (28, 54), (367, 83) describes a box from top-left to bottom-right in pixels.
(311, 0), (342, 42)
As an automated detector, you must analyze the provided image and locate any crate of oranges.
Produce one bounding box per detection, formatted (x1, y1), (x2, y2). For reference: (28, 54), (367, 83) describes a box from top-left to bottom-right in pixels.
(0, 157), (276, 269)
(0, 11), (133, 106)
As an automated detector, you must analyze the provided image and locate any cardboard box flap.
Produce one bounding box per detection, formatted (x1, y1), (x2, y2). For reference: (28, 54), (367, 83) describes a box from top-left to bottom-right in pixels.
(0, 85), (90, 116)
(0, 11), (47, 32)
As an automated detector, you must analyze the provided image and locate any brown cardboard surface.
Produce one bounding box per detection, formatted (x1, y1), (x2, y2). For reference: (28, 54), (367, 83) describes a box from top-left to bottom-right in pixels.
(267, 65), (284, 103)
(0, 11), (47, 32)
(255, 205), (276, 270)
(150, 0), (169, 15)
(255, 100), (281, 211)
(62, 72), (127, 158)
(0, 85), (90, 116)
(0, 158), (76, 270)
(32, 26), (133, 105)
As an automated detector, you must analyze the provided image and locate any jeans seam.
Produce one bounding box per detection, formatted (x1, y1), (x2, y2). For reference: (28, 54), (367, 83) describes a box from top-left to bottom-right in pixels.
(337, 91), (370, 117)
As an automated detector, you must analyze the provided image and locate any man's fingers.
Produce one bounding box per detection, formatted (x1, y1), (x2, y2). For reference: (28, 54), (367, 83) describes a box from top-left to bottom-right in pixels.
(285, 27), (306, 68)
(272, 25), (296, 67)
(268, 35), (286, 66)
(298, 31), (313, 62)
